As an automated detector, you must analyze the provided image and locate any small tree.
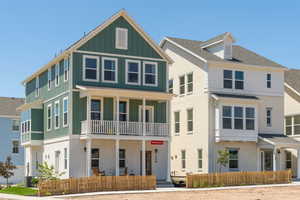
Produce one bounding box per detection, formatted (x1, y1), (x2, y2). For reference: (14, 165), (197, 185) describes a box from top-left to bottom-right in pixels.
(217, 150), (229, 172)
(37, 162), (65, 181)
(0, 156), (17, 187)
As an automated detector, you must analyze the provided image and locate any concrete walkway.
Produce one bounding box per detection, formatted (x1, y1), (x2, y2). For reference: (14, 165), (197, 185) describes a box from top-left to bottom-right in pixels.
(1, 181), (300, 200)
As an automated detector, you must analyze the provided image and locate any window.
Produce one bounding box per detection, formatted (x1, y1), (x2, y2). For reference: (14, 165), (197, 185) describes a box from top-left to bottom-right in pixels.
(47, 104), (52, 131)
(179, 75), (185, 95)
(35, 77), (39, 97)
(286, 151), (292, 169)
(115, 27), (128, 50)
(55, 151), (60, 172)
(187, 108), (193, 133)
(181, 150), (186, 169)
(198, 149), (202, 169)
(63, 97), (68, 127)
(48, 69), (52, 90)
(91, 148), (100, 169)
(267, 73), (271, 88)
(174, 111), (180, 134)
(285, 116), (292, 135)
(12, 141), (19, 154)
(119, 149), (126, 168)
(223, 70), (233, 89)
(83, 55), (99, 81)
(187, 73), (193, 94)
(143, 62), (157, 86)
(228, 149), (239, 170)
(235, 71), (244, 89)
(222, 106), (232, 129)
(91, 100), (101, 120)
(55, 63), (59, 87)
(168, 79), (173, 94)
(119, 101), (128, 121)
(285, 115), (300, 135)
(234, 107), (243, 130)
(21, 122), (24, 133)
(246, 107), (255, 130)
(266, 107), (272, 127)
(126, 60), (140, 85)
(294, 115), (300, 135)
(64, 148), (68, 170)
(64, 57), (69, 82)
(27, 120), (31, 132)
(12, 119), (20, 131)
(54, 101), (60, 129)
(102, 57), (117, 83)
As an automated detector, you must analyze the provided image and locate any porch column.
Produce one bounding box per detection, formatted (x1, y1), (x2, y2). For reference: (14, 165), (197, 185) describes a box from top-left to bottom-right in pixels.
(87, 95), (91, 133)
(86, 138), (92, 176)
(273, 148), (277, 171)
(116, 96), (120, 136)
(115, 139), (120, 176)
(257, 147), (260, 171)
(142, 140), (146, 176)
(142, 97), (146, 136)
(166, 140), (171, 182)
(297, 149), (300, 179)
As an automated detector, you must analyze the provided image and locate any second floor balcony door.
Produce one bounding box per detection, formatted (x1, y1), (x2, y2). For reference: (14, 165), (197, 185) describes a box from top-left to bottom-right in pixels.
(139, 106), (154, 133)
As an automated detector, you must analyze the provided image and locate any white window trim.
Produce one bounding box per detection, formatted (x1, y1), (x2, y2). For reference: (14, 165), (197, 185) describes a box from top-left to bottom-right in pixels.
(64, 148), (68, 170)
(138, 105), (154, 122)
(197, 149), (203, 170)
(181, 149), (186, 170)
(115, 27), (128, 50)
(223, 69), (244, 90)
(174, 111), (180, 135)
(12, 119), (20, 132)
(168, 79), (174, 94)
(179, 75), (185, 96)
(228, 148), (239, 171)
(125, 59), (141, 85)
(83, 55), (99, 82)
(267, 73), (272, 88)
(63, 97), (69, 127)
(54, 100), (60, 129)
(266, 107), (272, 127)
(101, 57), (118, 83)
(143, 61), (158, 87)
(118, 99), (129, 122)
(187, 108), (193, 134)
(186, 72), (193, 95)
(64, 58), (69, 82)
(35, 77), (39, 97)
(55, 63), (60, 87)
(12, 140), (19, 154)
(91, 98), (103, 120)
(48, 69), (52, 91)
(47, 104), (52, 131)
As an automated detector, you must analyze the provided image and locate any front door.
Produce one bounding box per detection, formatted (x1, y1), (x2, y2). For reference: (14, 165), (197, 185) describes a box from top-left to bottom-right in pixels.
(140, 151), (152, 175)
(261, 150), (273, 171)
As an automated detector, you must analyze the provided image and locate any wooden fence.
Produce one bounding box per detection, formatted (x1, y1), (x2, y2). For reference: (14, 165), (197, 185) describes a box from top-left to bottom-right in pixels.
(38, 175), (156, 196)
(186, 170), (292, 188)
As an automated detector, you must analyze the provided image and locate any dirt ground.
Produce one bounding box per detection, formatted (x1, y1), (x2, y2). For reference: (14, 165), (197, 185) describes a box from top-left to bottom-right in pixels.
(63, 186), (300, 200)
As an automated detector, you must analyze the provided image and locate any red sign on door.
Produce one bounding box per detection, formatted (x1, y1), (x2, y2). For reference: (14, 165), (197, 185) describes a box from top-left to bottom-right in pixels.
(150, 140), (164, 145)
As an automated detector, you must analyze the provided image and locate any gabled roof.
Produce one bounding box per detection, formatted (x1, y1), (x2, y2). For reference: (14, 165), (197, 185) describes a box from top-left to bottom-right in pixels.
(199, 32), (235, 48)
(0, 97), (24, 117)
(285, 69), (300, 95)
(23, 10), (172, 84)
(162, 35), (286, 69)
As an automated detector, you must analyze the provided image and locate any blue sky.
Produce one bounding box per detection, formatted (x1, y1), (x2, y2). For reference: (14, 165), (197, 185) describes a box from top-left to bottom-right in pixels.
(1, 0), (299, 97)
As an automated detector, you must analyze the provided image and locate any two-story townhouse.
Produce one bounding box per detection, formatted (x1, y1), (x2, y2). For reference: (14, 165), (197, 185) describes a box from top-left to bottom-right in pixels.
(161, 32), (300, 178)
(18, 10), (173, 181)
(0, 97), (24, 184)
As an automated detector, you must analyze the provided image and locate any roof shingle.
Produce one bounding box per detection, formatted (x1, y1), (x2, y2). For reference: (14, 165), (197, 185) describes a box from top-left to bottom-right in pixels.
(285, 69), (300, 94)
(0, 97), (24, 116)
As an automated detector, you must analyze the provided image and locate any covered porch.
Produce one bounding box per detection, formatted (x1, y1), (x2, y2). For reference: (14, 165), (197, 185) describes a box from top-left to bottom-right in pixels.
(258, 134), (300, 178)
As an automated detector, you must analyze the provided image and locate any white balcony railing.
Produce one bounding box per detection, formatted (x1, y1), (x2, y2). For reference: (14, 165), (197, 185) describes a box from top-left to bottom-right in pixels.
(81, 120), (169, 137)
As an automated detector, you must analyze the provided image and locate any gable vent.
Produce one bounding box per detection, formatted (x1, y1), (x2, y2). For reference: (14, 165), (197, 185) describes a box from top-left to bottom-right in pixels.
(115, 27), (128, 50)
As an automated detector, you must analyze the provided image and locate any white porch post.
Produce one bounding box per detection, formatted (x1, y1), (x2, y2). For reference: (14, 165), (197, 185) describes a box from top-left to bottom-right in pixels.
(87, 95), (91, 133)
(166, 140), (171, 182)
(115, 139), (119, 176)
(297, 149), (300, 179)
(257, 147), (260, 171)
(86, 138), (92, 176)
(142, 97), (146, 136)
(116, 96), (120, 136)
(142, 140), (146, 176)
(273, 148), (277, 171)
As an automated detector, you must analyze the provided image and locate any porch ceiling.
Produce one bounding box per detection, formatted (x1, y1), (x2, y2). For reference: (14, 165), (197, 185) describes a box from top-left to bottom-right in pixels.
(258, 133), (300, 149)
(76, 85), (175, 100)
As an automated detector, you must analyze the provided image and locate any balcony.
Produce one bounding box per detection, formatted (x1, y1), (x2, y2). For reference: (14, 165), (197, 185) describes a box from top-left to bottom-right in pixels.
(81, 120), (169, 137)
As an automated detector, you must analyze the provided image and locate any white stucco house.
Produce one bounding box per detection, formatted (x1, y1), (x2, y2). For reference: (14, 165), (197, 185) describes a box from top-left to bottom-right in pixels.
(160, 32), (300, 178)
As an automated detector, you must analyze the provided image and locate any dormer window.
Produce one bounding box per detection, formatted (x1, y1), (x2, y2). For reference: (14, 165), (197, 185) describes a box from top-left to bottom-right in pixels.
(115, 27), (128, 50)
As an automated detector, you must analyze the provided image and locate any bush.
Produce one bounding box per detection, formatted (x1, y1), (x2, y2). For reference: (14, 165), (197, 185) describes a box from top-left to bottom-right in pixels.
(31, 177), (39, 186)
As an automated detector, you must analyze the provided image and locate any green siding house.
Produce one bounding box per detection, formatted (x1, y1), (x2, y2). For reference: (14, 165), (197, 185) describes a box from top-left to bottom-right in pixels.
(19, 10), (172, 181)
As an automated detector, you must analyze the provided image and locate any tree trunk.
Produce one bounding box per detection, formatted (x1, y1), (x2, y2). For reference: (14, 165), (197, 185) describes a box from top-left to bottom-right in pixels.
(6, 178), (8, 188)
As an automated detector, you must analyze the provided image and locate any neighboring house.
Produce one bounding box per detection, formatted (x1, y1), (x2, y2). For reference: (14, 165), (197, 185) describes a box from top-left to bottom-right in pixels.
(0, 97), (24, 184)
(18, 10), (173, 181)
(161, 32), (300, 177)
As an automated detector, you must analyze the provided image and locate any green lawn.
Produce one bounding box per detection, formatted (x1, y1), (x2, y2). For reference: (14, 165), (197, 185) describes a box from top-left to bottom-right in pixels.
(0, 186), (38, 196)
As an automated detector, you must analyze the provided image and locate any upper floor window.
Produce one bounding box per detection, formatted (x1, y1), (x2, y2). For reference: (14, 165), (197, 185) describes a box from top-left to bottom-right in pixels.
(187, 108), (193, 133)
(229, 149), (239, 171)
(179, 75), (185, 95)
(102, 57), (118, 83)
(12, 141), (19, 154)
(222, 106), (255, 130)
(12, 119), (20, 131)
(174, 111), (180, 134)
(187, 72), (193, 94)
(223, 70), (244, 89)
(222, 106), (232, 129)
(234, 107), (243, 130)
(223, 70), (233, 89)
(125, 60), (140, 85)
(143, 62), (157, 86)
(47, 104), (52, 131)
(168, 79), (173, 94)
(91, 99), (101, 120)
(266, 107), (272, 127)
(55, 63), (60, 87)
(22, 120), (30, 133)
(64, 58), (69, 82)
(63, 97), (68, 127)
(115, 27), (128, 50)
(285, 115), (300, 136)
(119, 101), (128, 121)
(246, 107), (255, 130)
(83, 55), (99, 81)
(267, 73), (271, 88)
(54, 101), (60, 129)
(48, 69), (52, 90)
(235, 71), (244, 89)
(35, 77), (39, 97)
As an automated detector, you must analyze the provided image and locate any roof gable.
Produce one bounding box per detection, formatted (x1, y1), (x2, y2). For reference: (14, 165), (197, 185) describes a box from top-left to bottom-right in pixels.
(285, 69), (300, 96)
